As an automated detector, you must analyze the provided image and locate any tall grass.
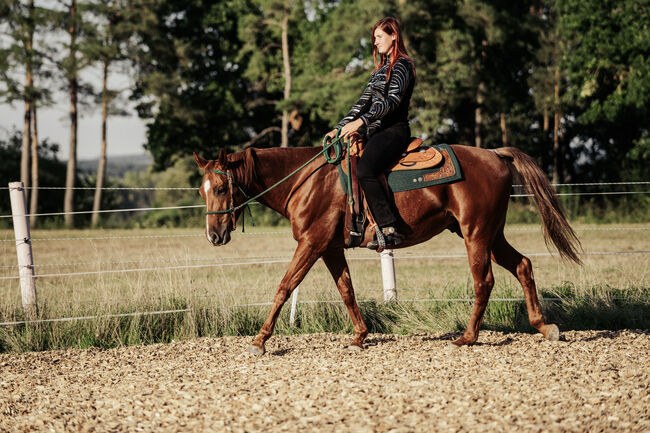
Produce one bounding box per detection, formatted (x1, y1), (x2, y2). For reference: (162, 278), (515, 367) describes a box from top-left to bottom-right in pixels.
(2, 283), (648, 352)
(0, 223), (648, 352)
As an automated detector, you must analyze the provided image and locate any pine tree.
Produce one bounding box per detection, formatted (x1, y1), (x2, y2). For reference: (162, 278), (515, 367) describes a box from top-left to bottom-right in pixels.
(1, 0), (54, 225)
(83, 0), (138, 227)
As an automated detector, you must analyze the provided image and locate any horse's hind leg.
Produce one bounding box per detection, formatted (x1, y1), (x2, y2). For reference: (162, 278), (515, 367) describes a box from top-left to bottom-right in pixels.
(491, 233), (559, 341)
(322, 248), (368, 350)
(453, 236), (495, 346)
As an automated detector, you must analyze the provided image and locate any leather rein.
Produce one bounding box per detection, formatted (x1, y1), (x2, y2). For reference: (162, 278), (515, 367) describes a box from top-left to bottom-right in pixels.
(204, 130), (352, 229)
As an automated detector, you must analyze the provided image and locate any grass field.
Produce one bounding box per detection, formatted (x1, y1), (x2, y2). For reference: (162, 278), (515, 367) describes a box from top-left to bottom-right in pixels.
(0, 223), (648, 352)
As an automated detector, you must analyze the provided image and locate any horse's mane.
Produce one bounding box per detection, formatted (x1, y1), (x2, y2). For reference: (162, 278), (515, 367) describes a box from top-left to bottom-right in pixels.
(227, 148), (256, 188)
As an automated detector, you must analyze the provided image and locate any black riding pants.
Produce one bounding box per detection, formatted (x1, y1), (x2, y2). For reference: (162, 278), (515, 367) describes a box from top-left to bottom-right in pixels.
(356, 122), (411, 227)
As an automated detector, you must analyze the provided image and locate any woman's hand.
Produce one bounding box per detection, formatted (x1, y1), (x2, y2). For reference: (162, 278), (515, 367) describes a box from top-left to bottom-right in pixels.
(325, 129), (338, 141)
(340, 118), (364, 139)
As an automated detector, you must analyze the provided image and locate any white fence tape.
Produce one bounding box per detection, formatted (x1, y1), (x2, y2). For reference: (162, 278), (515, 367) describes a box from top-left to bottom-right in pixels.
(1, 250), (648, 280)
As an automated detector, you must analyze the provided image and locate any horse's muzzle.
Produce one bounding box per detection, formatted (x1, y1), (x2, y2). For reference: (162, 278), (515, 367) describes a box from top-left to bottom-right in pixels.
(208, 228), (231, 246)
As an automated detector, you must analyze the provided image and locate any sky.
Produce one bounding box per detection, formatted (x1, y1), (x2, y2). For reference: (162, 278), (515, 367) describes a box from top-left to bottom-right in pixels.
(0, 100), (148, 161)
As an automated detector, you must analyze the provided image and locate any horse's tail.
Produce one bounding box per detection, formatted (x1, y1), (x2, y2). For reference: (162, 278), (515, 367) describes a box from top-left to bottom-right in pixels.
(494, 147), (582, 265)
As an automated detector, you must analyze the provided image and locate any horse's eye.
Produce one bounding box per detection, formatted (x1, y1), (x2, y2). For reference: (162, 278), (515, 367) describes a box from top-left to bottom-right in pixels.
(216, 187), (227, 195)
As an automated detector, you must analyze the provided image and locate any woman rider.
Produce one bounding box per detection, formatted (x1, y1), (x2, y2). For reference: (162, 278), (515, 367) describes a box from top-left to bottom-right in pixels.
(326, 16), (416, 250)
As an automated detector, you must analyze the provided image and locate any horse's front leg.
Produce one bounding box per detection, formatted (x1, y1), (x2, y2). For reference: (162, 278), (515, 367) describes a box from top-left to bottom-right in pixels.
(248, 241), (320, 356)
(321, 248), (368, 350)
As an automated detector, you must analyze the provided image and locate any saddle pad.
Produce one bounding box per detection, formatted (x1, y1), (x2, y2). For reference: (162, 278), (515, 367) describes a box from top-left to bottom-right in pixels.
(338, 143), (463, 194)
(387, 144), (463, 192)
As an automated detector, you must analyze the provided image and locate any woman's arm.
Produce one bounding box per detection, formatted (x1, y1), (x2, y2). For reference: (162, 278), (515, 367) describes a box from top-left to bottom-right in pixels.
(359, 59), (411, 126)
(335, 79), (373, 130)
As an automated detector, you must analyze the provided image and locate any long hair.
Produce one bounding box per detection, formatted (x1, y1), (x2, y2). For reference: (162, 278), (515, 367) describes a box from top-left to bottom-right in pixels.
(371, 17), (415, 82)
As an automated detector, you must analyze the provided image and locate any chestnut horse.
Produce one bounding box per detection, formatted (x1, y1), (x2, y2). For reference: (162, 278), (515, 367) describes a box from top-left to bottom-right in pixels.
(194, 144), (581, 356)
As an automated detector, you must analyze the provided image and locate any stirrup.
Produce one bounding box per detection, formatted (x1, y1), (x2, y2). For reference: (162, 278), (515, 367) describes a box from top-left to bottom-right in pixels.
(367, 226), (403, 251)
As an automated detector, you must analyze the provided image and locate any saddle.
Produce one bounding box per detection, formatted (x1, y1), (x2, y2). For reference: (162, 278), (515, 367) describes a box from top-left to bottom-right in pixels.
(341, 136), (443, 175)
(338, 133), (446, 248)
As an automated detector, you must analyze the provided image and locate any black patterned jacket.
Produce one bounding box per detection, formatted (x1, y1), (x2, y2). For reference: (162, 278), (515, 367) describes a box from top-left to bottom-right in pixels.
(336, 56), (415, 136)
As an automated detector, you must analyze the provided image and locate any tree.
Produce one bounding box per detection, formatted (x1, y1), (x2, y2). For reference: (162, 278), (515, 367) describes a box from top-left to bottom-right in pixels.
(398, 0), (541, 151)
(237, 0), (303, 147)
(0, 0), (36, 191)
(43, 0), (83, 226)
(0, 129), (67, 226)
(84, 0), (138, 227)
(131, 0), (258, 169)
(50, 0), (96, 226)
(1, 0), (54, 225)
(558, 0), (650, 181)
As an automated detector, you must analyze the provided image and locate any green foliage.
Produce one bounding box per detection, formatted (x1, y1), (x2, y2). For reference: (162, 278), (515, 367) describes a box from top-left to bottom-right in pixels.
(2, 0), (649, 225)
(558, 0), (650, 181)
(0, 129), (68, 227)
(132, 0), (259, 169)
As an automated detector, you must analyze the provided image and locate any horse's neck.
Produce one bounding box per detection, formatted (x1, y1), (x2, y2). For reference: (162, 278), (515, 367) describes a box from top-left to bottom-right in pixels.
(236, 147), (323, 218)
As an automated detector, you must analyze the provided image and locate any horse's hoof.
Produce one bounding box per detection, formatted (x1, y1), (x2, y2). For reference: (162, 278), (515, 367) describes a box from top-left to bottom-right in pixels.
(347, 344), (363, 352)
(248, 344), (265, 357)
(450, 337), (467, 347)
(545, 324), (560, 341)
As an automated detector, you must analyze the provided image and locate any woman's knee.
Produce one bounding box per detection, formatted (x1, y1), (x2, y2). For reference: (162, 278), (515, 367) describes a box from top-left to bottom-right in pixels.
(356, 158), (378, 179)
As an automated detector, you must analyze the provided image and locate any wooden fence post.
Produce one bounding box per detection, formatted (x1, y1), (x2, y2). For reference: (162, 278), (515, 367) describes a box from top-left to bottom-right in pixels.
(9, 182), (38, 318)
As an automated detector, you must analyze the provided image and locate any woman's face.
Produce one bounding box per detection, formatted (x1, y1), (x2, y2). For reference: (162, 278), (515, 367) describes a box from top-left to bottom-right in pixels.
(374, 27), (395, 55)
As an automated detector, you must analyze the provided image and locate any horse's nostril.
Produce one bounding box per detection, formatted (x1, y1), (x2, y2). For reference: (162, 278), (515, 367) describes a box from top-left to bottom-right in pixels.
(209, 232), (219, 243)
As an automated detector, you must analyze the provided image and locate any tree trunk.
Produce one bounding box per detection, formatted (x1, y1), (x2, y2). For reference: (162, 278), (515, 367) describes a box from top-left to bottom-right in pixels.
(500, 112), (508, 146)
(92, 59), (109, 227)
(21, 0), (34, 193)
(543, 105), (549, 132)
(553, 66), (561, 184)
(29, 104), (39, 227)
(280, 5), (291, 148)
(21, 90), (31, 189)
(64, 0), (77, 227)
(474, 81), (485, 147)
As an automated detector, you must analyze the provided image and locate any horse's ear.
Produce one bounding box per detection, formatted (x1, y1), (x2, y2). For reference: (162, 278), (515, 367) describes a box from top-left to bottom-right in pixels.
(217, 148), (227, 165)
(193, 152), (209, 170)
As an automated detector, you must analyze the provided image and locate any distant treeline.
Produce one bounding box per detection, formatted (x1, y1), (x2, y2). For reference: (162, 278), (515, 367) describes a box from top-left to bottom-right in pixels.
(1, 0), (648, 227)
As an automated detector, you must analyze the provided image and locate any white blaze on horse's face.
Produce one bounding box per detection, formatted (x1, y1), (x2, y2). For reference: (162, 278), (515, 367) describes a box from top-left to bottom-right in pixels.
(199, 171), (233, 247)
(203, 179), (212, 241)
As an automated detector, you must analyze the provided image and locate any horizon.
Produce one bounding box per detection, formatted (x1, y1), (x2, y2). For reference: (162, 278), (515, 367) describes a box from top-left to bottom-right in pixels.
(0, 102), (148, 161)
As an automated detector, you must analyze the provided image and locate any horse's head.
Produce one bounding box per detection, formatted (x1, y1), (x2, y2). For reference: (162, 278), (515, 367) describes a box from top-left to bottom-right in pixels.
(194, 149), (238, 246)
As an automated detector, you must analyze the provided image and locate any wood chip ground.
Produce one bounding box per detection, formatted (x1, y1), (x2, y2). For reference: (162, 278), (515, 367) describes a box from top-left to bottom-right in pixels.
(1, 330), (648, 432)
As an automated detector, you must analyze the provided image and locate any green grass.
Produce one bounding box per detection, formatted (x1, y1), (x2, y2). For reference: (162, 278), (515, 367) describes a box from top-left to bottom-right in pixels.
(2, 284), (648, 352)
(0, 223), (648, 352)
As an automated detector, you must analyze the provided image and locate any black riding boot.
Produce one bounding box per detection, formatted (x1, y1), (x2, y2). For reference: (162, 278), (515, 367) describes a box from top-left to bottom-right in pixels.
(366, 225), (404, 250)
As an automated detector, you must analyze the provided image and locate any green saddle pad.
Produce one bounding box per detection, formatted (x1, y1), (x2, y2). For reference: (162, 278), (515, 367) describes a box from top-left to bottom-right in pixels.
(338, 143), (463, 194)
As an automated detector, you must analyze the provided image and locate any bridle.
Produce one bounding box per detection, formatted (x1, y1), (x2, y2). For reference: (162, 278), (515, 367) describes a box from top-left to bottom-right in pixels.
(202, 130), (354, 230)
(205, 169), (252, 231)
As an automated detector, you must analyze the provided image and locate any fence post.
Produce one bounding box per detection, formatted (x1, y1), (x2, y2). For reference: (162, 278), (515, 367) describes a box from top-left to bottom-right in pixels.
(380, 249), (397, 301)
(9, 182), (38, 318)
(289, 285), (299, 326)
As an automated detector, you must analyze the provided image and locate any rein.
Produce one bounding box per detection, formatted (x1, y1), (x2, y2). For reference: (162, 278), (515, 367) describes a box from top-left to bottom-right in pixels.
(205, 129), (352, 228)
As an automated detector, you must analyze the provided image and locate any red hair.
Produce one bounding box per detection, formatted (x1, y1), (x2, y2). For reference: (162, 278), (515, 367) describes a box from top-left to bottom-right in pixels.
(371, 17), (415, 82)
